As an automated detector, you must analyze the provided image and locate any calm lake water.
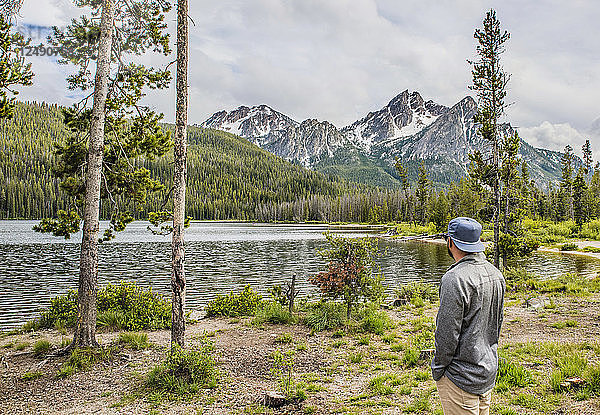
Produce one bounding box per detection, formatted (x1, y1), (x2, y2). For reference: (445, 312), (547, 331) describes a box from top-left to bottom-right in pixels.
(1, 220), (599, 330)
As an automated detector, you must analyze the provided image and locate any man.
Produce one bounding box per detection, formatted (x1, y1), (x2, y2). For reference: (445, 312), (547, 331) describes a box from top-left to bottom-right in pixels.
(432, 217), (505, 415)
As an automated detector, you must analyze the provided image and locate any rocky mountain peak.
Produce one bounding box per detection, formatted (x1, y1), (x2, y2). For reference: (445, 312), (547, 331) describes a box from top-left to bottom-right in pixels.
(201, 90), (565, 187)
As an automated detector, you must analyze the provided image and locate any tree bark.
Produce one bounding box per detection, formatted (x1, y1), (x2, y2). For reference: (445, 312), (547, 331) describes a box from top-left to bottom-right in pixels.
(73, 0), (114, 348)
(171, 0), (188, 348)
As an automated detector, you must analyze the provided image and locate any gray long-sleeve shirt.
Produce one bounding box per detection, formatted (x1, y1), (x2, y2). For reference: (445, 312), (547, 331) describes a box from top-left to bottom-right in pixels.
(431, 252), (505, 395)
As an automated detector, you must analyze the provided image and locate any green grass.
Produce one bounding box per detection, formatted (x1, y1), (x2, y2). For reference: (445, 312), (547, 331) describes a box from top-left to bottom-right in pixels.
(20, 371), (43, 381)
(368, 373), (403, 396)
(97, 310), (126, 331)
(33, 339), (51, 356)
(495, 358), (534, 392)
(348, 352), (364, 364)
(560, 242), (579, 251)
(274, 332), (293, 344)
(14, 341), (29, 351)
(253, 302), (298, 325)
(403, 391), (432, 413)
(146, 341), (218, 397)
(57, 347), (114, 378)
(118, 332), (151, 350)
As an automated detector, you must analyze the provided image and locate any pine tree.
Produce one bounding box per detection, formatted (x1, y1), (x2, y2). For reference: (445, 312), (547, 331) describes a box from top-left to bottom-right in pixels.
(415, 161), (430, 225)
(394, 158), (410, 221)
(34, 0), (173, 348)
(171, 0), (189, 348)
(573, 169), (587, 229)
(468, 9), (511, 268)
(560, 145), (574, 220)
(582, 139), (593, 176)
(0, 14), (34, 119)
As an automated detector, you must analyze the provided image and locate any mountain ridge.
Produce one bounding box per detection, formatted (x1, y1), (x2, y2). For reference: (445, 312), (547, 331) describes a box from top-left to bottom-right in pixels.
(200, 90), (566, 187)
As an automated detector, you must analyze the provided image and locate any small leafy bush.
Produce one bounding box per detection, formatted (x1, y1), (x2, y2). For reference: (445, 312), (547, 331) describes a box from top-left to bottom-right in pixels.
(503, 267), (540, 293)
(39, 281), (170, 331)
(395, 281), (438, 304)
(560, 242), (579, 251)
(485, 232), (540, 260)
(205, 285), (263, 317)
(146, 340), (218, 395)
(309, 233), (384, 321)
(270, 349), (305, 401)
(355, 305), (395, 335)
(253, 301), (297, 325)
(303, 301), (345, 332)
(97, 310), (126, 331)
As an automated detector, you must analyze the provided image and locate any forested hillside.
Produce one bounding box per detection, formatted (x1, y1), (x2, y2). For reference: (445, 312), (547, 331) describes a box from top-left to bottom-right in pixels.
(0, 101), (360, 220)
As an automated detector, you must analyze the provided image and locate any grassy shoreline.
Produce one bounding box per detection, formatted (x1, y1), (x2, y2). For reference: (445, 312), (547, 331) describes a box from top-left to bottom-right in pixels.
(2, 274), (600, 414)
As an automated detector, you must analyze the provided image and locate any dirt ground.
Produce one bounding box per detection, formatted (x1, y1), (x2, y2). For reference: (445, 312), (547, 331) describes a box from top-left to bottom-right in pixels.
(2, 295), (600, 415)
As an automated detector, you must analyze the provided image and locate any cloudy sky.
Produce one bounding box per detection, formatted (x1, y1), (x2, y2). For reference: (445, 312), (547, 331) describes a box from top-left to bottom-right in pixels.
(11, 0), (600, 157)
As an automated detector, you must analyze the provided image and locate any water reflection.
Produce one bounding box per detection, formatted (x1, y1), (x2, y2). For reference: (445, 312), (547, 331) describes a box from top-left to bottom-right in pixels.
(0, 221), (599, 330)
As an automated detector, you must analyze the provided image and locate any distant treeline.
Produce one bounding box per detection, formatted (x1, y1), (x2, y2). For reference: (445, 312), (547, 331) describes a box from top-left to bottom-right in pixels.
(2, 101), (600, 226)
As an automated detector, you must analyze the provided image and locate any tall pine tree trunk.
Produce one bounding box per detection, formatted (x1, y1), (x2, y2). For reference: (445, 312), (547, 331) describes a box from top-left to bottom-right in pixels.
(74, 0), (114, 348)
(493, 127), (500, 269)
(171, 0), (188, 348)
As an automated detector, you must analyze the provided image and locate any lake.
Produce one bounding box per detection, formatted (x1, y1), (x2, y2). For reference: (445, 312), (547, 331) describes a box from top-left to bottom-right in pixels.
(1, 220), (599, 330)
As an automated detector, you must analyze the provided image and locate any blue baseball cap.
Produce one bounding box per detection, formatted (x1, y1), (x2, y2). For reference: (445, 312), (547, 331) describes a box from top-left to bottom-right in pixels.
(446, 217), (485, 253)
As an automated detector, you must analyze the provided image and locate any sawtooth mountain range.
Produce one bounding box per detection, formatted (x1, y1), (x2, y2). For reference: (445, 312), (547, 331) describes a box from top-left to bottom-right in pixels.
(200, 90), (566, 188)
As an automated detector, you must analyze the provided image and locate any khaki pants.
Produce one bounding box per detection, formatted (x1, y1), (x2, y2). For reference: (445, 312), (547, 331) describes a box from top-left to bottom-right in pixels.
(436, 375), (492, 415)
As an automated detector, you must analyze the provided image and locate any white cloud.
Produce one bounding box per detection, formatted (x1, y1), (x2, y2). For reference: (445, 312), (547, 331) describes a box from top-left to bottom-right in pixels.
(520, 121), (600, 160)
(9, 0), (600, 155)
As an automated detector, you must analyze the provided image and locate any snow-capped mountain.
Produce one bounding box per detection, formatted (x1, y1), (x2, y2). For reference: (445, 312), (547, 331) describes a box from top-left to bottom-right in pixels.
(342, 90), (447, 151)
(201, 105), (347, 166)
(200, 90), (565, 187)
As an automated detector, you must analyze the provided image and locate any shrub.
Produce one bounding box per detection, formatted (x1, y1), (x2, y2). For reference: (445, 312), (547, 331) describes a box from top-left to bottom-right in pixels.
(580, 219), (600, 240)
(309, 233), (384, 321)
(33, 339), (51, 356)
(395, 281), (438, 304)
(560, 242), (579, 251)
(40, 290), (78, 328)
(488, 233), (539, 260)
(39, 281), (170, 331)
(97, 310), (126, 331)
(118, 332), (150, 350)
(503, 267), (540, 293)
(253, 302), (297, 325)
(205, 285), (263, 317)
(270, 349), (305, 401)
(355, 305), (395, 335)
(303, 301), (346, 332)
(146, 341), (218, 395)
